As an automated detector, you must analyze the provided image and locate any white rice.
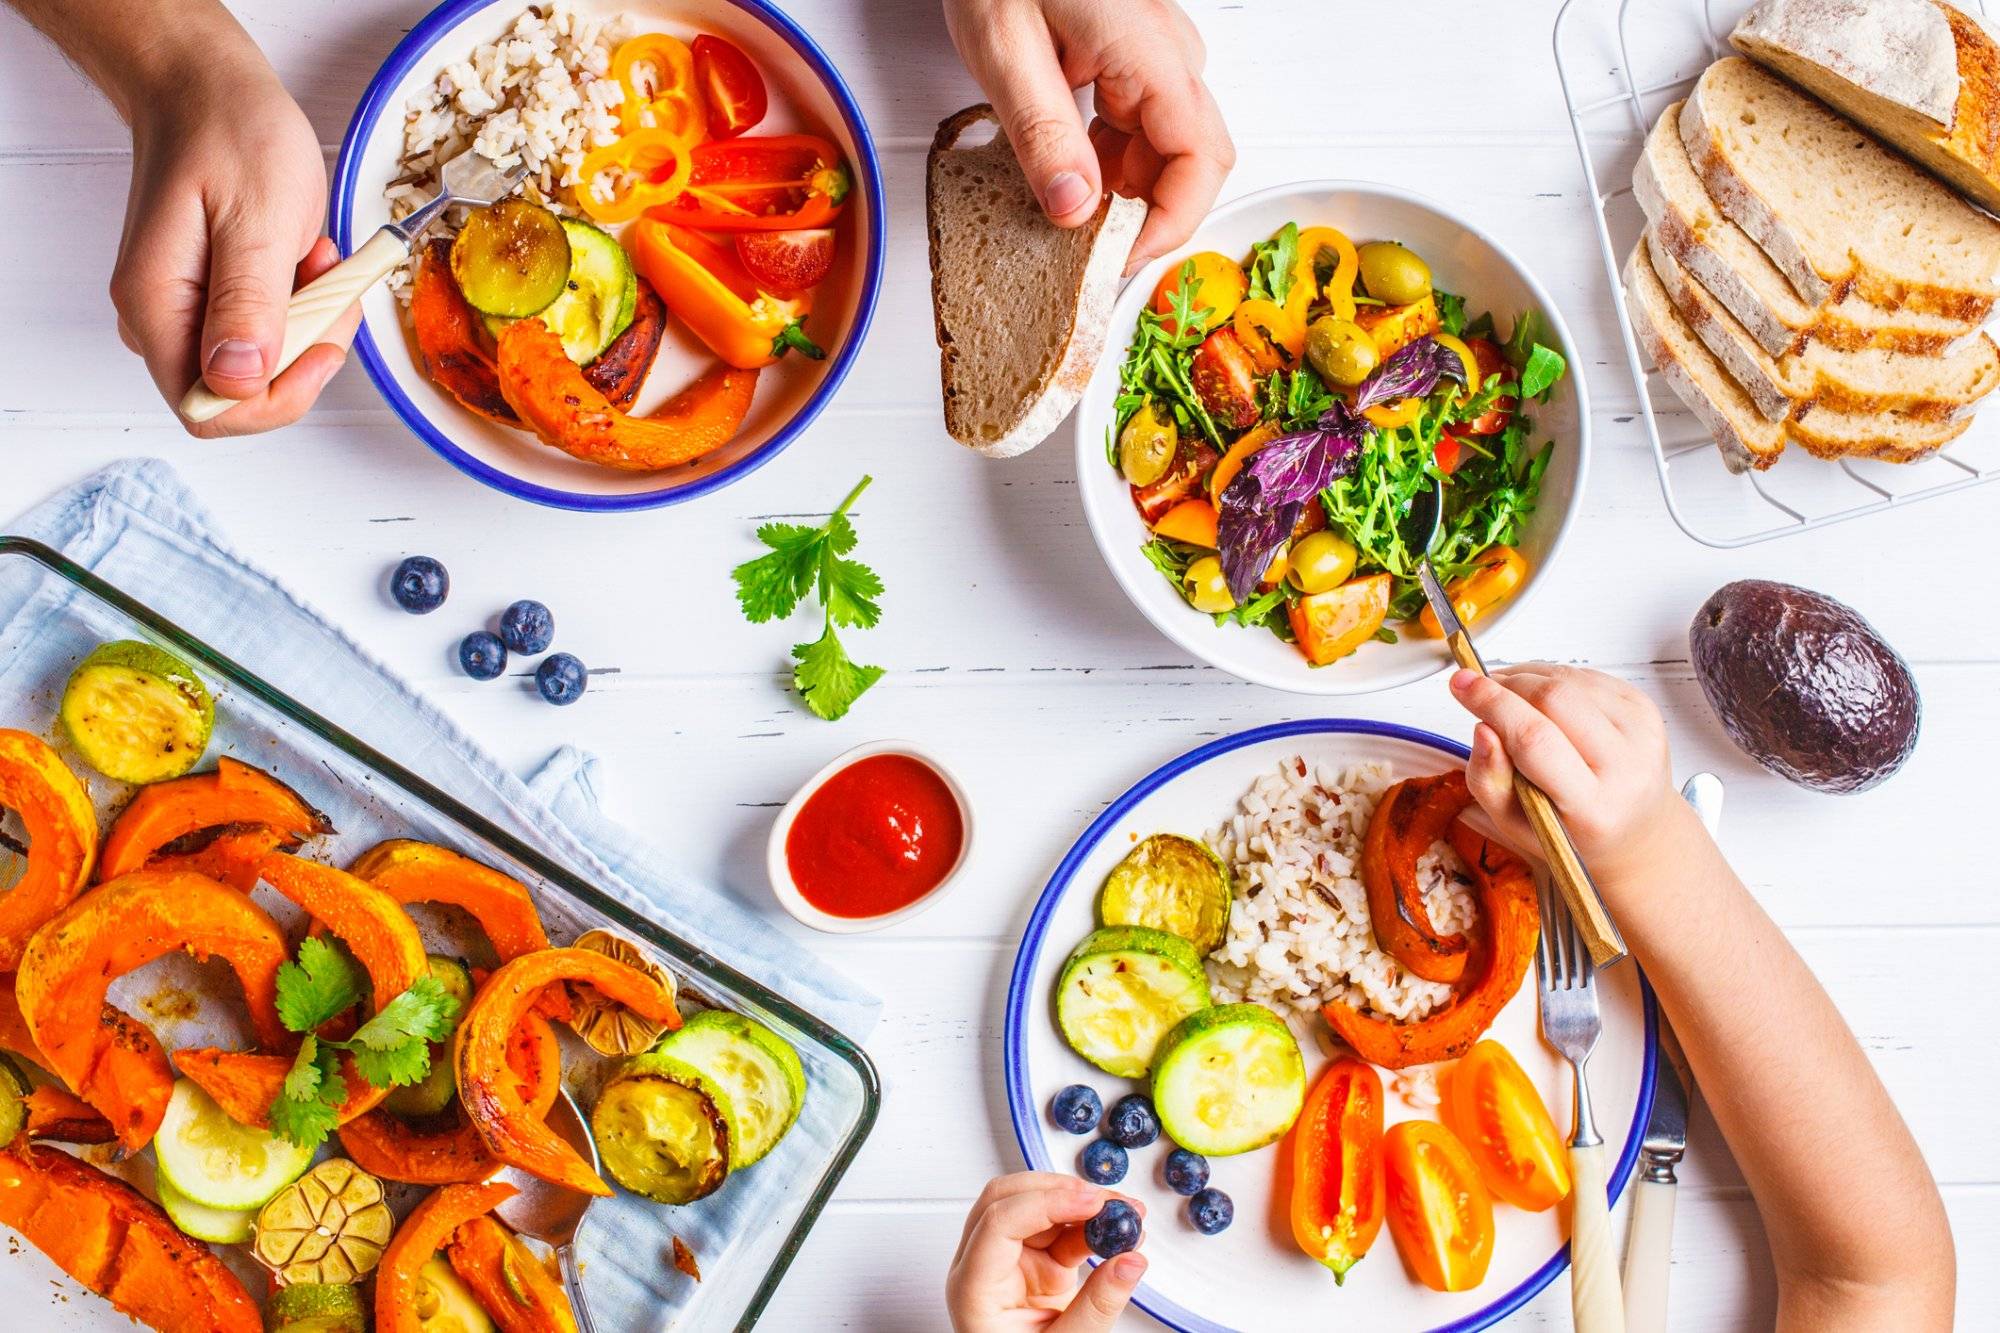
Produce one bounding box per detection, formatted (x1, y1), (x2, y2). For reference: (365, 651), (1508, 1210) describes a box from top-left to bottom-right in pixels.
(385, 1), (631, 297)
(1205, 756), (1479, 1027)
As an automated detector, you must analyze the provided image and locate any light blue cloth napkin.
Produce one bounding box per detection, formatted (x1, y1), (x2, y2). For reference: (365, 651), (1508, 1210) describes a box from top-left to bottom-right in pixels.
(2, 458), (879, 1323)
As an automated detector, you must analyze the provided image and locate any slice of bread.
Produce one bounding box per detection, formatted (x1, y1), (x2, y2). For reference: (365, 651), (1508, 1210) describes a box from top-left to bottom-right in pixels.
(1634, 100), (1986, 357)
(1680, 57), (2000, 317)
(1625, 244), (1975, 470)
(928, 104), (1147, 458)
(1645, 226), (2000, 422)
(1732, 0), (2000, 215)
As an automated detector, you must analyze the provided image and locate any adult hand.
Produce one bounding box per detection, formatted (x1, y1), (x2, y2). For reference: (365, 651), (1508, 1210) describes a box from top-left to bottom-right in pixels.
(111, 61), (357, 436)
(942, 0), (1234, 271)
(947, 1173), (1147, 1331)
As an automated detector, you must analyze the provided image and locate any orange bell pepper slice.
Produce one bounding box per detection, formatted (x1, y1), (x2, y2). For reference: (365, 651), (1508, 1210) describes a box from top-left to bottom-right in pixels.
(1290, 1058), (1386, 1283)
(575, 128), (693, 225)
(612, 33), (706, 141)
(1152, 498), (1219, 548)
(1417, 546), (1528, 638)
(1233, 298), (1303, 372)
(1292, 226), (1357, 324)
(1209, 420), (1282, 501)
(629, 218), (821, 369)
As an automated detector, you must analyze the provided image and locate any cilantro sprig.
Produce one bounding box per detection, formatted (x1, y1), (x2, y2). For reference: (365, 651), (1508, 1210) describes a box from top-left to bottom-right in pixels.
(732, 475), (885, 721)
(266, 937), (461, 1149)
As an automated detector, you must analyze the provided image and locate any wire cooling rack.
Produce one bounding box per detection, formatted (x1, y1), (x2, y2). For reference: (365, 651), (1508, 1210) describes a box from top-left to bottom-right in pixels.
(1553, 0), (2000, 548)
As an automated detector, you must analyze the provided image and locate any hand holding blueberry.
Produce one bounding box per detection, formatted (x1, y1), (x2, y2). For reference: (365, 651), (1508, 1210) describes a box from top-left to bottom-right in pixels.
(947, 1173), (1145, 1332)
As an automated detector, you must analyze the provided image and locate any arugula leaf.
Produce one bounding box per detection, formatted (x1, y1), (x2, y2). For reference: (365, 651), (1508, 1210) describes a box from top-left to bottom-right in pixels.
(1434, 289), (1468, 337)
(274, 937), (364, 1034)
(1218, 585), (1290, 631)
(1246, 223), (1299, 304)
(1502, 310), (1550, 370)
(1518, 344), (1566, 400)
(792, 625), (883, 722)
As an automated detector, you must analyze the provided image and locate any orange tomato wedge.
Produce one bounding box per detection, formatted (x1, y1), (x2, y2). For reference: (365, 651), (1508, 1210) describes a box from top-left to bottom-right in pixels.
(1417, 546), (1528, 638)
(1441, 1041), (1572, 1212)
(1152, 498), (1220, 548)
(1289, 1058), (1386, 1282)
(1383, 1120), (1495, 1293)
(1288, 574), (1391, 666)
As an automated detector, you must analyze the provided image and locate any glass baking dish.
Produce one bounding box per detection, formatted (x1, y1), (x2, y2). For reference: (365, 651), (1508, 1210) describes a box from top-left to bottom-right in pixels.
(0, 535), (879, 1331)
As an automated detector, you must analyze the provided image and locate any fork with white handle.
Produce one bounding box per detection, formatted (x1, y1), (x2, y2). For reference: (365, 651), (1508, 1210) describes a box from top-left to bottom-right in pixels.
(1536, 882), (1625, 1333)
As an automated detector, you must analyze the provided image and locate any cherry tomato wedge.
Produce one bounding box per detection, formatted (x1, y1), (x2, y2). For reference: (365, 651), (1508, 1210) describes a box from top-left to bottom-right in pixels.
(1289, 1058), (1386, 1283)
(1440, 1041), (1572, 1212)
(1433, 430), (1468, 475)
(692, 34), (767, 138)
(1383, 1120), (1495, 1293)
(1459, 336), (1517, 436)
(734, 228), (835, 297)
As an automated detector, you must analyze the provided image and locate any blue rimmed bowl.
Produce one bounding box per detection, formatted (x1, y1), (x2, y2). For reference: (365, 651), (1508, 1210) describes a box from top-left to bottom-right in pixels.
(1004, 719), (1656, 1333)
(332, 0), (885, 511)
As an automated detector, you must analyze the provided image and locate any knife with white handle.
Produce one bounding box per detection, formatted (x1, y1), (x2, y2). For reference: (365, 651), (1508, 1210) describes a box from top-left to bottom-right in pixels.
(1622, 773), (1719, 1332)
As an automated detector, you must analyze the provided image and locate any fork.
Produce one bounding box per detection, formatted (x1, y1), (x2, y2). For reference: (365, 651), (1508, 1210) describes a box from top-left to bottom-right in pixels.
(1537, 881), (1626, 1333)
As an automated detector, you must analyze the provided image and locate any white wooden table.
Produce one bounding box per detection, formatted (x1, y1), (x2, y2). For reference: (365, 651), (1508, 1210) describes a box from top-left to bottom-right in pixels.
(2, 1), (1993, 1328)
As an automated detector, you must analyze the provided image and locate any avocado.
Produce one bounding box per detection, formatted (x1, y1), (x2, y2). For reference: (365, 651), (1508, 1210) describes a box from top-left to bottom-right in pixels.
(1689, 580), (1919, 794)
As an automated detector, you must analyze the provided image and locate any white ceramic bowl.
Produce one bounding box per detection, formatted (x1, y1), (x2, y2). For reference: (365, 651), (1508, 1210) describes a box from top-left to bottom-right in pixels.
(765, 741), (973, 934)
(1074, 181), (1591, 694)
(332, 0), (886, 511)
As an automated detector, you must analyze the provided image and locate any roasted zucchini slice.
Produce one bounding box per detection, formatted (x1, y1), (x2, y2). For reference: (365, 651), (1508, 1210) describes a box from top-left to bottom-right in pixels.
(1097, 834), (1232, 955)
(487, 217), (637, 364)
(154, 1078), (313, 1212)
(266, 1281), (367, 1331)
(593, 1051), (732, 1204)
(1151, 1003), (1306, 1156)
(0, 1053), (27, 1149)
(1054, 926), (1211, 1078)
(60, 640), (213, 783)
(658, 1010), (806, 1168)
(450, 199), (571, 318)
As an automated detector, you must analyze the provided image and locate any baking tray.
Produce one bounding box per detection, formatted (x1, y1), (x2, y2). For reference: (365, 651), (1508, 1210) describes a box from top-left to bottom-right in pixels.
(1554, 0), (2000, 547)
(0, 535), (878, 1331)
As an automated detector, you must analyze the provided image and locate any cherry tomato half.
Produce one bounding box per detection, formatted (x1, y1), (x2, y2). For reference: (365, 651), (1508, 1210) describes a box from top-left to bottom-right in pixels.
(692, 34), (768, 138)
(1383, 1120), (1495, 1293)
(735, 228), (835, 297)
(1459, 336), (1517, 436)
(1441, 1040), (1572, 1212)
(1290, 1058), (1386, 1282)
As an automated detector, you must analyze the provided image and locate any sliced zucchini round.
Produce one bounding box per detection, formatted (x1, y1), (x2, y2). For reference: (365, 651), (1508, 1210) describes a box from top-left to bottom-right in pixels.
(488, 217), (637, 364)
(155, 1172), (256, 1245)
(1055, 926), (1212, 1079)
(658, 1010), (806, 1168)
(1097, 834), (1233, 955)
(379, 955), (473, 1118)
(0, 1053), (29, 1149)
(60, 640), (213, 783)
(593, 1052), (733, 1204)
(267, 1282), (367, 1332)
(451, 199), (571, 319)
(1150, 1003), (1306, 1156)
(154, 1078), (314, 1212)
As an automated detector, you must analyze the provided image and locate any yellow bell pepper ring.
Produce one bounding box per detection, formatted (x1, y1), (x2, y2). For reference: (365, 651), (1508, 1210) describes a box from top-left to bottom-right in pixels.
(1362, 397), (1425, 430)
(1291, 226), (1358, 324)
(1433, 332), (1482, 396)
(575, 129), (692, 224)
(613, 33), (707, 142)
(1417, 546), (1529, 638)
(1233, 299), (1305, 372)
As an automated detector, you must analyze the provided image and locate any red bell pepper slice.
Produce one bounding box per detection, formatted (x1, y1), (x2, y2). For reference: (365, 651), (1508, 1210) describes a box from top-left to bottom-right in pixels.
(650, 134), (852, 231)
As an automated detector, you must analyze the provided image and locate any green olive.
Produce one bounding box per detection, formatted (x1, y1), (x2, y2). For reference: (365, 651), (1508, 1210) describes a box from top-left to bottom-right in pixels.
(1181, 556), (1235, 614)
(1357, 241), (1432, 306)
(1118, 402), (1179, 487)
(1286, 531), (1359, 595)
(1305, 317), (1379, 388)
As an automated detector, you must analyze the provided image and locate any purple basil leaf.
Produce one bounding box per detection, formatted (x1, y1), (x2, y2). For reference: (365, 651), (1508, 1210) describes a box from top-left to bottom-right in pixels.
(1218, 483), (1300, 603)
(1353, 336), (1464, 412)
(1217, 407), (1367, 600)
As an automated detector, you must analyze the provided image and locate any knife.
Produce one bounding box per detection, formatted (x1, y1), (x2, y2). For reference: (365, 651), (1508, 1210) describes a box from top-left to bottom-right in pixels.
(1621, 773), (1720, 1331)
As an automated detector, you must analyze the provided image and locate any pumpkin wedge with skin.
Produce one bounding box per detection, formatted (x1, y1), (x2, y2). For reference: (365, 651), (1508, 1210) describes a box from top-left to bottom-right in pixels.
(339, 1012), (560, 1184)
(1361, 771), (1475, 985)
(0, 729), (97, 970)
(172, 1047), (374, 1129)
(459, 948), (681, 1195)
(350, 839), (550, 962)
(0, 1142), (261, 1333)
(0, 976), (172, 1144)
(449, 1214), (579, 1333)
(376, 1180), (518, 1333)
(146, 823), (302, 893)
(97, 757), (330, 883)
(1322, 823), (1537, 1069)
(24, 1084), (117, 1143)
(16, 870), (288, 1149)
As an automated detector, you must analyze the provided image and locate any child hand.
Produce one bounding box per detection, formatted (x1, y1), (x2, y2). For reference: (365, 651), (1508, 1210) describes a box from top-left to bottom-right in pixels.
(1448, 665), (1687, 890)
(947, 1173), (1147, 1331)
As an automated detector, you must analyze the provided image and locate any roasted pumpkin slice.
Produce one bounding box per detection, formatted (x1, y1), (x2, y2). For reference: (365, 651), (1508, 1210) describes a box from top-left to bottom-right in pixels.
(458, 948), (681, 1196)
(24, 1085), (117, 1144)
(448, 1214), (580, 1333)
(97, 757), (330, 883)
(15, 871), (288, 1149)
(349, 839), (549, 963)
(1322, 823), (1538, 1069)
(145, 823), (302, 893)
(0, 1142), (261, 1333)
(376, 1181), (518, 1333)
(173, 1047), (374, 1130)
(0, 729), (98, 970)
(0, 973), (171, 1144)
(1361, 770), (1476, 984)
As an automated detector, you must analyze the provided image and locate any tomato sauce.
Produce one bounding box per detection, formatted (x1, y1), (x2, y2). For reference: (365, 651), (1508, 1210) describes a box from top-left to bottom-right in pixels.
(785, 755), (964, 919)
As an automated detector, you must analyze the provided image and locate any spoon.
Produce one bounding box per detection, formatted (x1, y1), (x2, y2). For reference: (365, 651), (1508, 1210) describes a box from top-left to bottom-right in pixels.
(1399, 479), (1628, 966)
(494, 1089), (601, 1333)
(178, 147), (528, 424)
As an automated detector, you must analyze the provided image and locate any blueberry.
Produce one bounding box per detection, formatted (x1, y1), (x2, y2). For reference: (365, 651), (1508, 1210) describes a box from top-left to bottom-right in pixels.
(1102, 1094), (1159, 1149)
(535, 653), (587, 705)
(458, 631), (507, 681)
(1050, 1084), (1102, 1136)
(499, 599), (555, 654)
(1078, 1139), (1127, 1186)
(1163, 1148), (1209, 1196)
(1187, 1187), (1233, 1235)
(1083, 1200), (1142, 1258)
(390, 557), (449, 614)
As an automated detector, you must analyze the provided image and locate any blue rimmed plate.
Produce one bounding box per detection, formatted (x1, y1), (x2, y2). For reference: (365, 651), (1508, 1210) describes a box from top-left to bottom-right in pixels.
(1004, 720), (1655, 1332)
(331, 0), (885, 510)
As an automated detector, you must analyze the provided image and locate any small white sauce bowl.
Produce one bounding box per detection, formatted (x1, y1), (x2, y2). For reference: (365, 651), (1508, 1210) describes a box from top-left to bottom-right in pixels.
(765, 740), (973, 934)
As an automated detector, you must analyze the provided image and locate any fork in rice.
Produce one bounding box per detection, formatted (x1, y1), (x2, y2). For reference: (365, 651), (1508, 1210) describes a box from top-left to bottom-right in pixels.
(1535, 882), (1626, 1331)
